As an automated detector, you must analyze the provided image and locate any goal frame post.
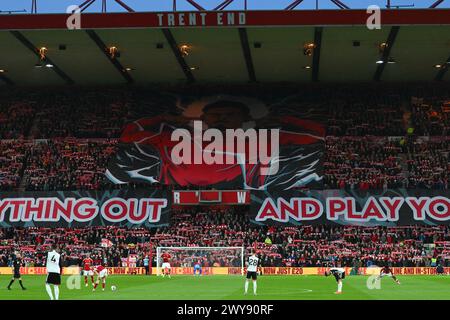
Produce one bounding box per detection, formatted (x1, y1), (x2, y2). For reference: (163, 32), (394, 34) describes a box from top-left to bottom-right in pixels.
(156, 246), (245, 276)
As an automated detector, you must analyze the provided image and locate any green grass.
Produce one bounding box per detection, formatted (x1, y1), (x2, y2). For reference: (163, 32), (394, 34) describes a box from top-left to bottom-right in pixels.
(2, 275), (450, 300)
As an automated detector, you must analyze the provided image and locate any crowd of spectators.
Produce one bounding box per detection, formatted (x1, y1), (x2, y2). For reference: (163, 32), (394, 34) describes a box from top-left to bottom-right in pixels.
(410, 97), (450, 136)
(1, 135), (446, 192)
(1, 208), (450, 268)
(0, 141), (30, 191)
(324, 136), (404, 189)
(23, 139), (117, 191)
(404, 138), (449, 189)
(0, 86), (449, 270)
(326, 102), (405, 136)
(0, 86), (447, 191)
(0, 101), (35, 140)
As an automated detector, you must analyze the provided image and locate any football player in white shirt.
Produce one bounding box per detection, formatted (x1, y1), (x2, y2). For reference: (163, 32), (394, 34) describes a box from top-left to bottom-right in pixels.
(45, 244), (62, 300)
(324, 265), (345, 294)
(244, 251), (259, 296)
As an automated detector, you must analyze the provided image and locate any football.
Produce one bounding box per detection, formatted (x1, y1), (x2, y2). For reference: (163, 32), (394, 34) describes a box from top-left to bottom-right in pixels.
(111, 285), (117, 291)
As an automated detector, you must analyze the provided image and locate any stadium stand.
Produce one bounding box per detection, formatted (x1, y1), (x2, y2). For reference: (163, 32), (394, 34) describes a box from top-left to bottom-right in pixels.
(1, 85), (448, 191)
(0, 208), (449, 268)
(0, 85), (449, 268)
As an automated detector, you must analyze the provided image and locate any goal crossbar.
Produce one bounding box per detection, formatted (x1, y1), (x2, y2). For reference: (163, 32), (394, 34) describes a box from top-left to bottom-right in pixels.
(156, 246), (244, 276)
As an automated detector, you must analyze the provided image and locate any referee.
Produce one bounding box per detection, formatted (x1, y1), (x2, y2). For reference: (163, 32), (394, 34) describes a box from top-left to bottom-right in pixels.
(143, 255), (150, 275)
(7, 253), (26, 290)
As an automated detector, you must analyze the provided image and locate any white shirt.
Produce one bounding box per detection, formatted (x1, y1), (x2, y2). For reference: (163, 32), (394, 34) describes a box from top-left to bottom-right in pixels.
(46, 250), (61, 274)
(330, 267), (345, 274)
(247, 255), (259, 272)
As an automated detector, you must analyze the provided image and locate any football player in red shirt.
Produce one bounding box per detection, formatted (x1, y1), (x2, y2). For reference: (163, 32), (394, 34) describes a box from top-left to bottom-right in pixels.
(161, 252), (172, 278)
(92, 265), (108, 292)
(82, 255), (94, 287)
(377, 264), (401, 285)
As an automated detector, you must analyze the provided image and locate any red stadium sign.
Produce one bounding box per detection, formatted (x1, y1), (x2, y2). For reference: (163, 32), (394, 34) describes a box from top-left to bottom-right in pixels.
(1, 9), (450, 30)
(172, 190), (250, 205)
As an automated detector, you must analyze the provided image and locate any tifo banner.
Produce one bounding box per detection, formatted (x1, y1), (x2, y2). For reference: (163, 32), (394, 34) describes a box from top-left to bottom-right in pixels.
(0, 189), (169, 228)
(106, 93), (325, 190)
(250, 189), (450, 226)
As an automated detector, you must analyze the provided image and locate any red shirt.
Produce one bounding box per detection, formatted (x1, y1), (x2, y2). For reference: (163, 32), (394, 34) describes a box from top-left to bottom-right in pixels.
(82, 258), (93, 271)
(94, 265), (105, 273)
(120, 116), (325, 187)
(161, 253), (171, 263)
(381, 266), (392, 274)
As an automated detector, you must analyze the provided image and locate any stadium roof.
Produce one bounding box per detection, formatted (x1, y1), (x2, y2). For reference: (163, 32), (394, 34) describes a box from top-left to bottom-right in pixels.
(0, 9), (449, 86)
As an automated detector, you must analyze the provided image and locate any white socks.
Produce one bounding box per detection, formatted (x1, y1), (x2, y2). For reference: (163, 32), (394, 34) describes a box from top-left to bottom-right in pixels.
(244, 281), (257, 294)
(337, 282), (343, 292)
(46, 284), (59, 300)
(54, 286), (59, 300)
(45, 284), (54, 300)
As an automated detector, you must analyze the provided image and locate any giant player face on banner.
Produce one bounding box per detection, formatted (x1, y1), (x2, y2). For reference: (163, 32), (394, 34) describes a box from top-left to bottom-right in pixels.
(106, 94), (325, 190)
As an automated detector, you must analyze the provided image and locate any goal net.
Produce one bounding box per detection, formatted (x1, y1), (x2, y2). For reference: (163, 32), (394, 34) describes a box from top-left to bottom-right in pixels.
(156, 246), (244, 276)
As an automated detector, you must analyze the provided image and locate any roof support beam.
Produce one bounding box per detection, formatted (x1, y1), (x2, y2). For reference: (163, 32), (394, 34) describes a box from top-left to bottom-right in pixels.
(115, 0), (134, 12)
(214, 0), (234, 11)
(285, 0), (304, 10)
(0, 73), (14, 86)
(430, 0), (445, 8)
(161, 28), (195, 83)
(10, 30), (74, 85)
(330, 0), (350, 9)
(238, 28), (256, 83)
(435, 55), (450, 81)
(78, 0), (135, 12)
(186, 0), (206, 11)
(373, 26), (400, 81)
(31, 0), (37, 14)
(79, 0), (96, 12)
(312, 27), (323, 82)
(85, 29), (134, 84)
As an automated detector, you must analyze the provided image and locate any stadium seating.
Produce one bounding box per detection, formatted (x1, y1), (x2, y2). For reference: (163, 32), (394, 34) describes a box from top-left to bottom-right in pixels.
(0, 86), (449, 267)
(0, 208), (448, 268)
(23, 139), (117, 191)
(0, 86), (448, 191)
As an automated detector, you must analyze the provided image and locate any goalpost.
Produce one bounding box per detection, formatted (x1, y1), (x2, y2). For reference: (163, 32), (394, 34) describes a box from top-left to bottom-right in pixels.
(156, 246), (245, 276)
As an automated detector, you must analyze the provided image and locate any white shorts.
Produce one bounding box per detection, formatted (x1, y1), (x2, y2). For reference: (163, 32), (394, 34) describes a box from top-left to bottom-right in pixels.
(98, 269), (108, 278)
(82, 270), (93, 276)
(162, 262), (171, 269)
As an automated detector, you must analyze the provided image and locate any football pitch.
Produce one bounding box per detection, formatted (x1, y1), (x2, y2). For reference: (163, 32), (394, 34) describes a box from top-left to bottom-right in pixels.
(1, 275), (450, 300)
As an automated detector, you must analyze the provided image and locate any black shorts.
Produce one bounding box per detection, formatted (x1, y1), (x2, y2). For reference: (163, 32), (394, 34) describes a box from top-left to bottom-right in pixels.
(46, 273), (61, 285)
(246, 271), (257, 280)
(333, 272), (345, 282)
(13, 272), (21, 279)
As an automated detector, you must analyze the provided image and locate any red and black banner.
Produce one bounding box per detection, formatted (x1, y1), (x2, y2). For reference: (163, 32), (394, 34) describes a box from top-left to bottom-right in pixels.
(0, 189), (169, 228)
(250, 189), (450, 226)
(2, 189), (450, 227)
(106, 92), (325, 190)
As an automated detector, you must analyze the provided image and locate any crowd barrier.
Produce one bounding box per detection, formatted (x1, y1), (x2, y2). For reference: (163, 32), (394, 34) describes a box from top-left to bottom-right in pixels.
(0, 267), (448, 276)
